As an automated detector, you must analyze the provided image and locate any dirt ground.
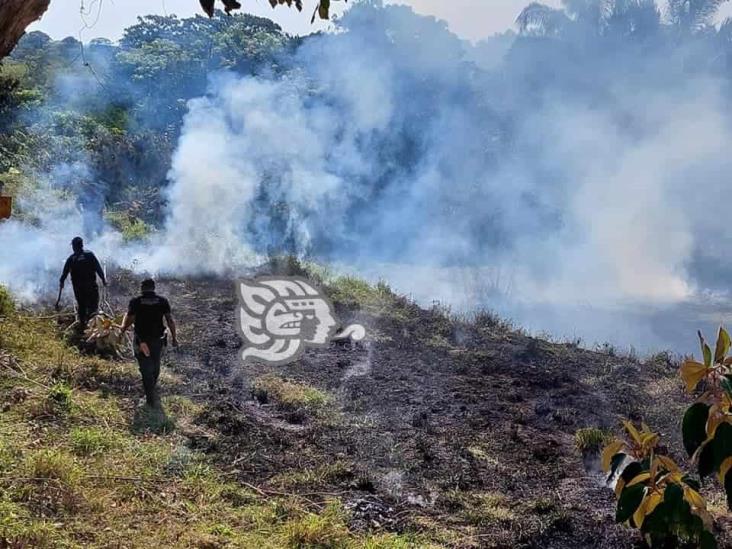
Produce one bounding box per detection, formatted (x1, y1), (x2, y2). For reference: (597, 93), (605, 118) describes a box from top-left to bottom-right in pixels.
(100, 268), (731, 548)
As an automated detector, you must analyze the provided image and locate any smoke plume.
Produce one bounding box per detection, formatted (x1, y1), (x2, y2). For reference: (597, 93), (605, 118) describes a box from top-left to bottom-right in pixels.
(4, 2), (732, 352)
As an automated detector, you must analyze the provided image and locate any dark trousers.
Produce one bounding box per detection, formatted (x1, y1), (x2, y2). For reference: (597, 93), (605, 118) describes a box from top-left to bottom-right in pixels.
(134, 338), (164, 405)
(73, 284), (99, 325)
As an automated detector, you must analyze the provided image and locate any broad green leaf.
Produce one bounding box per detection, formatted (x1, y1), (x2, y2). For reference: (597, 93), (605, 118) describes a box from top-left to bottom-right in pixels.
(712, 422), (732, 472)
(698, 441), (715, 478)
(626, 472), (651, 487)
(620, 461), (643, 483)
(662, 482), (684, 511)
(700, 330), (712, 367)
(701, 530), (718, 549)
(616, 461), (643, 496)
(199, 0), (215, 17)
(683, 402), (710, 457)
(616, 483), (645, 523)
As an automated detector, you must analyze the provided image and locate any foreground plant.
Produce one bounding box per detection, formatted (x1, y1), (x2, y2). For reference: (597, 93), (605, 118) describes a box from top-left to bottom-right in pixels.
(601, 326), (732, 548)
(680, 329), (732, 507)
(602, 421), (714, 547)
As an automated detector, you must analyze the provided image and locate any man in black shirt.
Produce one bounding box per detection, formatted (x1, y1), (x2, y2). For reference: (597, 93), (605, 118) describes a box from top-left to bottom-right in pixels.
(58, 236), (107, 325)
(120, 279), (178, 407)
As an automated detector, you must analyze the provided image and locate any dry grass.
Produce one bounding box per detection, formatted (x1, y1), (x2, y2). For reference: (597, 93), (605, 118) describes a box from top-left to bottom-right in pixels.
(574, 427), (613, 454)
(0, 295), (438, 548)
(252, 374), (331, 414)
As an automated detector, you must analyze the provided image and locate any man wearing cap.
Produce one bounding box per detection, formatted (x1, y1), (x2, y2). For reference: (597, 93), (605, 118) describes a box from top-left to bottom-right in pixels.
(58, 236), (107, 325)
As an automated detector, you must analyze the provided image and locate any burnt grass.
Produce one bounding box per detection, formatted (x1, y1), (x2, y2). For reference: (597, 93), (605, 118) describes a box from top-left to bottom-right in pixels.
(104, 268), (731, 548)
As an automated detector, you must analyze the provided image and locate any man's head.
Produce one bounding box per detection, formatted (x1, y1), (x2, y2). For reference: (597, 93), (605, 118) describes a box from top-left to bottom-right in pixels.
(141, 278), (155, 293)
(71, 236), (83, 253)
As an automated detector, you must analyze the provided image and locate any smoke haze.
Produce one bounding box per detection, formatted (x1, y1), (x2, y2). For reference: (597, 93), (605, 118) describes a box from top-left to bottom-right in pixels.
(4, 1), (732, 353)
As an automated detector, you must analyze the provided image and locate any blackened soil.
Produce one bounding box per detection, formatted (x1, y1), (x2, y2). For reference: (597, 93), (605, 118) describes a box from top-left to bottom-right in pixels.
(103, 270), (731, 548)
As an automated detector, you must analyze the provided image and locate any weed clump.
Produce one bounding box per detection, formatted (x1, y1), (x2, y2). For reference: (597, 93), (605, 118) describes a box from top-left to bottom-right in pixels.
(253, 375), (330, 415)
(574, 427), (612, 454)
(69, 427), (119, 456)
(25, 449), (79, 484)
(48, 382), (73, 410)
(0, 285), (14, 317)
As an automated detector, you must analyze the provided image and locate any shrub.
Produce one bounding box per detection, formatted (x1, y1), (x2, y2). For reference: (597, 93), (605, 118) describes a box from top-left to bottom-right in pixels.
(104, 210), (152, 242)
(0, 285), (14, 316)
(47, 382), (73, 411)
(679, 329), (732, 506)
(575, 427), (612, 453)
(602, 327), (732, 548)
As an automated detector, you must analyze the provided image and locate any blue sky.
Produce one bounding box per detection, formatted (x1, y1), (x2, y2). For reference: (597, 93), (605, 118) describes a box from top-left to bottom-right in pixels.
(29, 0), (562, 43)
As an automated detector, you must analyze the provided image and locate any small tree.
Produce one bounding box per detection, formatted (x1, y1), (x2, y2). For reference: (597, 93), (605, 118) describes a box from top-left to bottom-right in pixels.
(602, 327), (732, 548)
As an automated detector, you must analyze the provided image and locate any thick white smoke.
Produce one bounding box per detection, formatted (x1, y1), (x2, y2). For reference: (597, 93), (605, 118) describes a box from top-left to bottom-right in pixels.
(157, 13), (726, 275)
(4, 2), (732, 353)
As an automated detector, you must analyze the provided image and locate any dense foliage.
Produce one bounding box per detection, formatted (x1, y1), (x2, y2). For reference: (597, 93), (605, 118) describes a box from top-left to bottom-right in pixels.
(0, 12), (293, 228)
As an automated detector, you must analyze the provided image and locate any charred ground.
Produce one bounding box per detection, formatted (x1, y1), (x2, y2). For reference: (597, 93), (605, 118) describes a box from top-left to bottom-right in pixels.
(88, 262), (731, 548)
(1, 263), (730, 547)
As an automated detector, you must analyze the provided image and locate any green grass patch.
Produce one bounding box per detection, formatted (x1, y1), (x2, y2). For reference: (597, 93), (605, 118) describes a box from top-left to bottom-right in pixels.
(69, 427), (119, 456)
(326, 276), (407, 316)
(0, 285), (14, 317)
(574, 427), (612, 454)
(270, 461), (353, 490)
(25, 448), (80, 485)
(104, 210), (153, 242)
(284, 501), (350, 548)
(0, 287), (460, 548)
(253, 374), (331, 415)
(0, 498), (60, 548)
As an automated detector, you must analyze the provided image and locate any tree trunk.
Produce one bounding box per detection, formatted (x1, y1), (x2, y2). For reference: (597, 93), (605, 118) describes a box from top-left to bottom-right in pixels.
(0, 0), (51, 59)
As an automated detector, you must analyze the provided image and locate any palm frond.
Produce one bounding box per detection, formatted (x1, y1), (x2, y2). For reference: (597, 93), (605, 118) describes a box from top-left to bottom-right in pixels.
(667, 0), (728, 31)
(516, 2), (571, 37)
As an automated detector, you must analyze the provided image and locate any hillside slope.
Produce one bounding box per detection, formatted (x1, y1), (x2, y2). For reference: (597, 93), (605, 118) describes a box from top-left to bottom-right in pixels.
(1, 267), (730, 548)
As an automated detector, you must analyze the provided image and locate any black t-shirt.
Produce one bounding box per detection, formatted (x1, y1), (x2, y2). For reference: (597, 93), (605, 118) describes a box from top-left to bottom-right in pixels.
(60, 250), (104, 289)
(128, 291), (171, 342)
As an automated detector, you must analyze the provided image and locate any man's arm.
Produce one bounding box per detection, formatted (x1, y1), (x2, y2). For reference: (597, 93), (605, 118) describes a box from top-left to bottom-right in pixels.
(90, 253), (107, 285)
(165, 313), (178, 347)
(119, 312), (135, 334)
(59, 256), (71, 287)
